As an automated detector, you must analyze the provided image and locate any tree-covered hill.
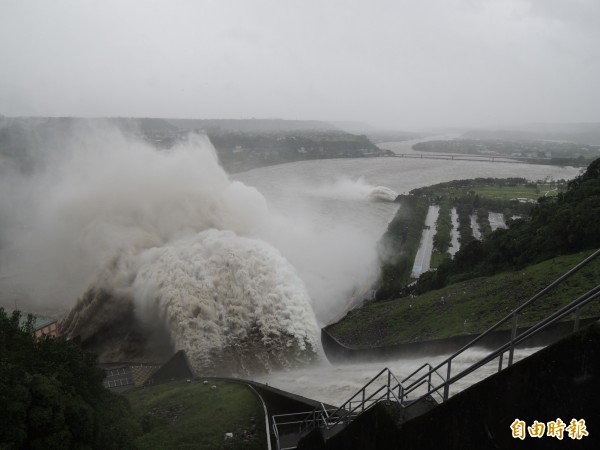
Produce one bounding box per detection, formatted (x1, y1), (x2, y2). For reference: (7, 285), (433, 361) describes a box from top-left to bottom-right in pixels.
(0, 116), (386, 175)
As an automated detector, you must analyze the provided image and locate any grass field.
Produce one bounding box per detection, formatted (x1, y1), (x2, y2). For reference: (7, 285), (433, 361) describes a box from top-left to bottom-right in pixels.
(470, 185), (539, 200)
(126, 380), (267, 450)
(470, 184), (562, 200)
(329, 250), (600, 348)
(429, 251), (448, 269)
(415, 180), (566, 202)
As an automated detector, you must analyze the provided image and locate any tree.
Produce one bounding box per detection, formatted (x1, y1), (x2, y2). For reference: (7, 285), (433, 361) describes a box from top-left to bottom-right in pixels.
(0, 309), (139, 449)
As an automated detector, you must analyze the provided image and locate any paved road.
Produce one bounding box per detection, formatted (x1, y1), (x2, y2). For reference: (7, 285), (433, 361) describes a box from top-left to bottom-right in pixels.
(411, 205), (439, 278)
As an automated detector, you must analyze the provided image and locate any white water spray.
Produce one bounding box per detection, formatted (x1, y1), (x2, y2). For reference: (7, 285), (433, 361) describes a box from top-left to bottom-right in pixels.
(305, 176), (397, 202)
(0, 124), (320, 373)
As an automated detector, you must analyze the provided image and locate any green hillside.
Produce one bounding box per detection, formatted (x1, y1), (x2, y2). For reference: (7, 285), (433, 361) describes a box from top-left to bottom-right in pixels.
(329, 250), (600, 348)
(126, 380), (266, 450)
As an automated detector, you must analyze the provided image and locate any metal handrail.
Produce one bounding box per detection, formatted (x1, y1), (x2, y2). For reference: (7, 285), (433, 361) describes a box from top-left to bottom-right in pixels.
(273, 407), (343, 449)
(405, 281), (600, 408)
(398, 362), (446, 400)
(403, 248), (600, 400)
(326, 384), (389, 430)
(401, 363), (434, 383)
(443, 285), (600, 394)
(321, 367), (388, 420)
(400, 376), (445, 404)
(294, 367), (406, 439)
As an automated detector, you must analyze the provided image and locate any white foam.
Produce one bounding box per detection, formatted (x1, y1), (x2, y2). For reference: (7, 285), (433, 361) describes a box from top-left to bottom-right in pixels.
(131, 229), (320, 372)
(0, 124), (320, 372)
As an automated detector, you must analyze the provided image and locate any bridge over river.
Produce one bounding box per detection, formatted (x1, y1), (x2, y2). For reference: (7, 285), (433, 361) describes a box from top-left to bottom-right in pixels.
(391, 152), (551, 164)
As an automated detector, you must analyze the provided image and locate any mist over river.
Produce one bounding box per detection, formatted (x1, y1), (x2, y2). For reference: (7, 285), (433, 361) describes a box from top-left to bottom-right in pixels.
(0, 129), (580, 376)
(235, 154), (579, 322)
(234, 154), (577, 401)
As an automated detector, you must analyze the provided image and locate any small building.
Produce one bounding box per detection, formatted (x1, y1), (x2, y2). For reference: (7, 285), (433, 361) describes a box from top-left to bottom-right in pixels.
(510, 197), (537, 204)
(18, 314), (61, 339)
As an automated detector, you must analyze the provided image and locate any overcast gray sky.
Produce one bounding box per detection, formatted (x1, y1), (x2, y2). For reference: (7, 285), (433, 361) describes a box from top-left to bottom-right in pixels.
(1, 0), (599, 129)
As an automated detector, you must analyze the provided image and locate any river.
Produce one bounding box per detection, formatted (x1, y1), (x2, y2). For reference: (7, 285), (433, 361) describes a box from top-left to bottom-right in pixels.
(234, 152), (579, 323)
(234, 145), (579, 405)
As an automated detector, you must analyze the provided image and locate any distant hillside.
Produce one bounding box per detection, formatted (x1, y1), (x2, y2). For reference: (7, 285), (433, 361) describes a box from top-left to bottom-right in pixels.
(209, 129), (384, 173)
(413, 138), (600, 166)
(463, 123), (600, 145)
(0, 116), (386, 174)
(166, 118), (337, 133)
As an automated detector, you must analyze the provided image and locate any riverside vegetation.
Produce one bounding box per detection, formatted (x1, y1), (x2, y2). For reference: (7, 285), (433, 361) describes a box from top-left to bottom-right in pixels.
(0, 309), (267, 449)
(0, 309), (139, 449)
(375, 177), (564, 300)
(330, 158), (600, 347)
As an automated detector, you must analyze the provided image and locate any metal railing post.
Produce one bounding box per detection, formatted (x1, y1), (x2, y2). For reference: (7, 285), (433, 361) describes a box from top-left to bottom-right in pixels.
(508, 314), (518, 366)
(498, 352), (503, 371)
(443, 360), (452, 401)
(362, 389), (365, 412)
(387, 370), (391, 401)
(272, 417), (280, 450)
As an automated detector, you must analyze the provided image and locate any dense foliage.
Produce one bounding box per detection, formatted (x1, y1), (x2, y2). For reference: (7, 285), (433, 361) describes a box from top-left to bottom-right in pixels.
(476, 208), (492, 238)
(415, 157), (600, 293)
(456, 203), (475, 247)
(0, 309), (139, 449)
(376, 195), (429, 300)
(411, 177), (531, 194)
(433, 200), (452, 254)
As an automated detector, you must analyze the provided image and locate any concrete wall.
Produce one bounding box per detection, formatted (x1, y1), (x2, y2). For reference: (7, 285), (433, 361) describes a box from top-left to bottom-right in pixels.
(322, 317), (599, 364)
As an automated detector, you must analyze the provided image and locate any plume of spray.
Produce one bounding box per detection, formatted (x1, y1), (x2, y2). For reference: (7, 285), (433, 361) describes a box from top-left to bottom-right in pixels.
(232, 171), (399, 325)
(305, 176), (397, 202)
(0, 123), (320, 374)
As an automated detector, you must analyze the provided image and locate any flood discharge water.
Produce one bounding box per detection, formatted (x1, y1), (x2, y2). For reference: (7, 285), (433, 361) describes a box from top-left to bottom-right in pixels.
(1, 127), (323, 373)
(258, 346), (541, 406)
